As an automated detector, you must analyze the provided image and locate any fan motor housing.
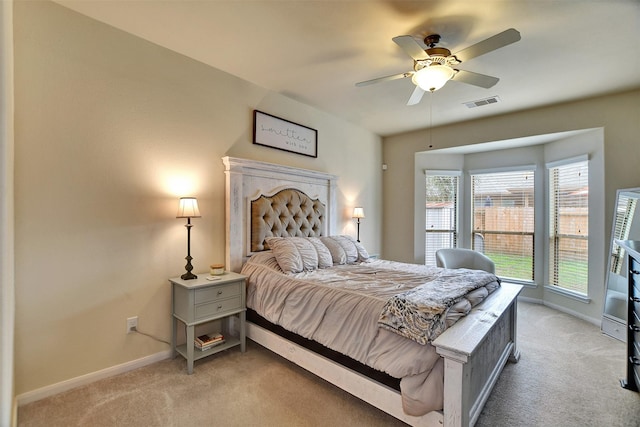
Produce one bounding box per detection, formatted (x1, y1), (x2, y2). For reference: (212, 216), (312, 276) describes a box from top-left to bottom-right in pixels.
(426, 47), (451, 57)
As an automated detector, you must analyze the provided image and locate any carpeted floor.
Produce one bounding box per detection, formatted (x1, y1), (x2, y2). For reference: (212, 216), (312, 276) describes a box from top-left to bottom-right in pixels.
(17, 302), (640, 426)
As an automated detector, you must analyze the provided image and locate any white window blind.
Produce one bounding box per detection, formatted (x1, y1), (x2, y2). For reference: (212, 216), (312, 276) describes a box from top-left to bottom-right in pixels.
(471, 169), (535, 281)
(548, 159), (589, 294)
(425, 173), (459, 266)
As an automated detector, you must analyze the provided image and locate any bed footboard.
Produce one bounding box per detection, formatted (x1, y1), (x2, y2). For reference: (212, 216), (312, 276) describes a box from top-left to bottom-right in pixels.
(246, 282), (521, 427)
(433, 282), (522, 427)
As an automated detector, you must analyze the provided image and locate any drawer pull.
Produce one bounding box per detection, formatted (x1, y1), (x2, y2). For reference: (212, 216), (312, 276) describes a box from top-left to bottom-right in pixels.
(218, 305), (223, 310)
(217, 290), (223, 296)
(630, 356), (640, 366)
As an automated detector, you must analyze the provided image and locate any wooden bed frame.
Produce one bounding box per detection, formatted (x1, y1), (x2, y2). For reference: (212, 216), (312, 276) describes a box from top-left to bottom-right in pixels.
(223, 156), (521, 427)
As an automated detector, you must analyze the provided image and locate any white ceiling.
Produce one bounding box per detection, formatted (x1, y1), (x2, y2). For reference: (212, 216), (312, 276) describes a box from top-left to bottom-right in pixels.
(54, 0), (640, 137)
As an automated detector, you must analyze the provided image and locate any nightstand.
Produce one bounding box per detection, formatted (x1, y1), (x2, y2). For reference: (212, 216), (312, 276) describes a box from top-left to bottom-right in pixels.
(169, 272), (246, 374)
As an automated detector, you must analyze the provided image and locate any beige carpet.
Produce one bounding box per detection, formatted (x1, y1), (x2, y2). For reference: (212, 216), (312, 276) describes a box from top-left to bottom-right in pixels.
(18, 302), (640, 427)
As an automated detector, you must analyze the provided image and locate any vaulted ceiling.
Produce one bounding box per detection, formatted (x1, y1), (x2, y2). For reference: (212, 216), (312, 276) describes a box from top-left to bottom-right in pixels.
(55, 0), (640, 136)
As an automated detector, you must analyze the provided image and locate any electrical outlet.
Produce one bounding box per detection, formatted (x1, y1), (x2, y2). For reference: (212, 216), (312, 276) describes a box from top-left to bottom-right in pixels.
(126, 316), (138, 334)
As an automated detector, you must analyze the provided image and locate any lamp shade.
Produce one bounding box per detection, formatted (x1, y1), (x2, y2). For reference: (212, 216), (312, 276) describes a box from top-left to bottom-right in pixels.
(176, 197), (201, 218)
(412, 64), (455, 92)
(352, 207), (365, 219)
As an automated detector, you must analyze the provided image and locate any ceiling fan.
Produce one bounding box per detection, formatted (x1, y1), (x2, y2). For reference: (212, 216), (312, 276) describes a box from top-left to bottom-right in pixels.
(356, 28), (521, 105)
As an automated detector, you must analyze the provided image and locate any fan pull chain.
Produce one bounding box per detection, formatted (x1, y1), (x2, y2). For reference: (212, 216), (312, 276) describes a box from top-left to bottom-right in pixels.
(428, 90), (434, 149)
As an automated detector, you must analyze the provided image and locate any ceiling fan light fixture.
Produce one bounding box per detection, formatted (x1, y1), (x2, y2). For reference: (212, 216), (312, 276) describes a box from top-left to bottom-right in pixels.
(412, 64), (455, 92)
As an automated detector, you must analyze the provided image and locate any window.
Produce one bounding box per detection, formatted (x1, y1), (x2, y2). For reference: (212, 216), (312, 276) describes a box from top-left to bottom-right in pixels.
(471, 168), (535, 282)
(425, 172), (460, 266)
(548, 158), (589, 294)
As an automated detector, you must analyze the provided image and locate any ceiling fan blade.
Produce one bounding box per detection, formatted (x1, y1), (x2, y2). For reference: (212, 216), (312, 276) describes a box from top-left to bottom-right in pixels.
(407, 86), (425, 106)
(355, 71), (413, 87)
(451, 70), (499, 88)
(392, 35), (429, 61)
(453, 28), (521, 63)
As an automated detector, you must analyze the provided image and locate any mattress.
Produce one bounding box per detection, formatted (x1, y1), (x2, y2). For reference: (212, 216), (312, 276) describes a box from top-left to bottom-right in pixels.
(241, 251), (499, 415)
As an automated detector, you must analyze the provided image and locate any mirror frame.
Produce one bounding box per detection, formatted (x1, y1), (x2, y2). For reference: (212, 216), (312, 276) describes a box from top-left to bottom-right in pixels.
(602, 187), (640, 341)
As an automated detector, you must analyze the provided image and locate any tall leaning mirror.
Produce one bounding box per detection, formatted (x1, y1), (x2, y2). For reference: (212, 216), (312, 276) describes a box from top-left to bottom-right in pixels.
(602, 187), (640, 341)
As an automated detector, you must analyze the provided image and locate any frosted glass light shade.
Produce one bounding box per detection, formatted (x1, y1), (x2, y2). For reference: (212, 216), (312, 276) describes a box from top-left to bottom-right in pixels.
(412, 65), (455, 92)
(176, 197), (201, 218)
(352, 207), (365, 219)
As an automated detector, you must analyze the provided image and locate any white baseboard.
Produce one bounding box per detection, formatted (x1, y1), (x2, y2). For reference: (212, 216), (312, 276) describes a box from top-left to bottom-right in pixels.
(517, 296), (601, 327)
(16, 350), (171, 406)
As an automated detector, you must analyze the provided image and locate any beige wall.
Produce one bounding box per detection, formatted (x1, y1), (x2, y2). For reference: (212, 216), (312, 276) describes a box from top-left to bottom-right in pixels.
(13, 1), (381, 395)
(383, 90), (640, 321)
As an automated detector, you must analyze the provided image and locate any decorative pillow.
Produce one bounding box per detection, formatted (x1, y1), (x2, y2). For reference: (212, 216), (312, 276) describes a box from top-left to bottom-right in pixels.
(350, 237), (370, 261)
(265, 237), (318, 273)
(306, 237), (333, 268)
(320, 235), (364, 264)
(319, 236), (348, 264)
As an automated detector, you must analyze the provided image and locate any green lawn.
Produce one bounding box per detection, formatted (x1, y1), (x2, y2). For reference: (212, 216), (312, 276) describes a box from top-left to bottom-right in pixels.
(486, 252), (588, 293)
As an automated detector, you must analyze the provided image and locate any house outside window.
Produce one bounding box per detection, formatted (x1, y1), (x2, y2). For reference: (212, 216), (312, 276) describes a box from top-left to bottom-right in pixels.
(471, 168), (535, 282)
(425, 172), (460, 266)
(548, 158), (589, 294)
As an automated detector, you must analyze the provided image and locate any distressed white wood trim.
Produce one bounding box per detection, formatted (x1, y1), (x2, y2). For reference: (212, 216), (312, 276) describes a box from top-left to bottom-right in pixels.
(434, 283), (522, 427)
(222, 156), (338, 273)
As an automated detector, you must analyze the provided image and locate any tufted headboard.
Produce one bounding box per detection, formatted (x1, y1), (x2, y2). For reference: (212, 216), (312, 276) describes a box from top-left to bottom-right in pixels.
(223, 157), (337, 272)
(251, 188), (325, 252)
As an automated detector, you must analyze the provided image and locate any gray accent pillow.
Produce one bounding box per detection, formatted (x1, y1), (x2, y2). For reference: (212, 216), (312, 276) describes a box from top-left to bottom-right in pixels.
(265, 237), (318, 273)
(320, 235), (369, 264)
(306, 237), (333, 268)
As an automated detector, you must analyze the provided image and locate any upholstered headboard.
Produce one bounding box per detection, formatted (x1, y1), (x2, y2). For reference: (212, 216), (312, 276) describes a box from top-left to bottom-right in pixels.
(223, 157), (337, 272)
(251, 188), (326, 252)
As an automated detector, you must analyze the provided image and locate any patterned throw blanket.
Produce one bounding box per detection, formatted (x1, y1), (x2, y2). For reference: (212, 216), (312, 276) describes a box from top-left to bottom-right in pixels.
(378, 269), (500, 345)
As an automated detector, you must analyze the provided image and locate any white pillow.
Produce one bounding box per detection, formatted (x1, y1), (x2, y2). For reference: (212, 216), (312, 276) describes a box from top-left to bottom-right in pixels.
(265, 237), (318, 273)
(320, 235), (367, 264)
(350, 236), (370, 261)
(306, 237), (333, 268)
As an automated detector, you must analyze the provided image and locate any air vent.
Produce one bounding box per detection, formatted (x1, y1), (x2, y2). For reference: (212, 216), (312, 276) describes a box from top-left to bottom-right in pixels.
(464, 96), (500, 109)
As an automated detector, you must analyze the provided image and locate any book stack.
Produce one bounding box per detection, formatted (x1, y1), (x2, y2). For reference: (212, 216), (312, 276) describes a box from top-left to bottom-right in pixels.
(195, 332), (225, 351)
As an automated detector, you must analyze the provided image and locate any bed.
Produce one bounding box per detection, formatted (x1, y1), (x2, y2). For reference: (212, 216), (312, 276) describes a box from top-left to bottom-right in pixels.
(223, 156), (521, 427)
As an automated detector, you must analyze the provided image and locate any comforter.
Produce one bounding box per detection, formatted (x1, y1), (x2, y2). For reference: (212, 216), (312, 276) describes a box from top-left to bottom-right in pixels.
(241, 252), (499, 415)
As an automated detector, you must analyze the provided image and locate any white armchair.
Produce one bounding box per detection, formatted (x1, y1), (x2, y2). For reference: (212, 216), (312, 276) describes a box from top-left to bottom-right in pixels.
(435, 248), (496, 274)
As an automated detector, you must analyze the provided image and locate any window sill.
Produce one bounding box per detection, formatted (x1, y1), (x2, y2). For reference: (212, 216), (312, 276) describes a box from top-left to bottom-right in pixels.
(544, 285), (591, 303)
(499, 278), (536, 288)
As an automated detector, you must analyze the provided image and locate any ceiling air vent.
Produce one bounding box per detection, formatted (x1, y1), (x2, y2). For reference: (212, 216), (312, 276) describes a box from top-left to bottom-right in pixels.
(464, 96), (501, 109)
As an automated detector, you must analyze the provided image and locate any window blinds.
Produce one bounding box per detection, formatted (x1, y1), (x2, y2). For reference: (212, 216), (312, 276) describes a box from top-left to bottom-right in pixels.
(548, 160), (589, 294)
(425, 173), (459, 266)
(471, 169), (535, 281)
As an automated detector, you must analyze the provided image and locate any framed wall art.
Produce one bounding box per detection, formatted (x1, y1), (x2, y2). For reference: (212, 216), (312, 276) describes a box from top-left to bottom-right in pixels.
(253, 110), (318, 158)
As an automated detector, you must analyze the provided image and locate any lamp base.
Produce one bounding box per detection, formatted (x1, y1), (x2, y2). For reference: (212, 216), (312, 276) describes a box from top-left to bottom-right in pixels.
(181, 271), (198, 280)
(181, 254), (197, 280)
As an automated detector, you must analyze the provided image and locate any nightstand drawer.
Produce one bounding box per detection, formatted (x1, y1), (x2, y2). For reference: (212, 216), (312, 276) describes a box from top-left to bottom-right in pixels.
(195, 282), (241, 303)
(195, 295), (242, 319)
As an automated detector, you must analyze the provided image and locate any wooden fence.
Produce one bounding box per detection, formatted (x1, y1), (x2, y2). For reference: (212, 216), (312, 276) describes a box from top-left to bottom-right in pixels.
(473, 207), (588, 254)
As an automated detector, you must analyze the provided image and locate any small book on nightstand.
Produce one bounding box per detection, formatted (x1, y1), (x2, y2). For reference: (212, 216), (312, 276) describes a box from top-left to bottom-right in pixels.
(195, 332), (224, 350)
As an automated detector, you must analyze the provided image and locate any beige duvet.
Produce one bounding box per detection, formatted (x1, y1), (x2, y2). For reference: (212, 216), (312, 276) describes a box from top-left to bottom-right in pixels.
(241, 251), (499, 416)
